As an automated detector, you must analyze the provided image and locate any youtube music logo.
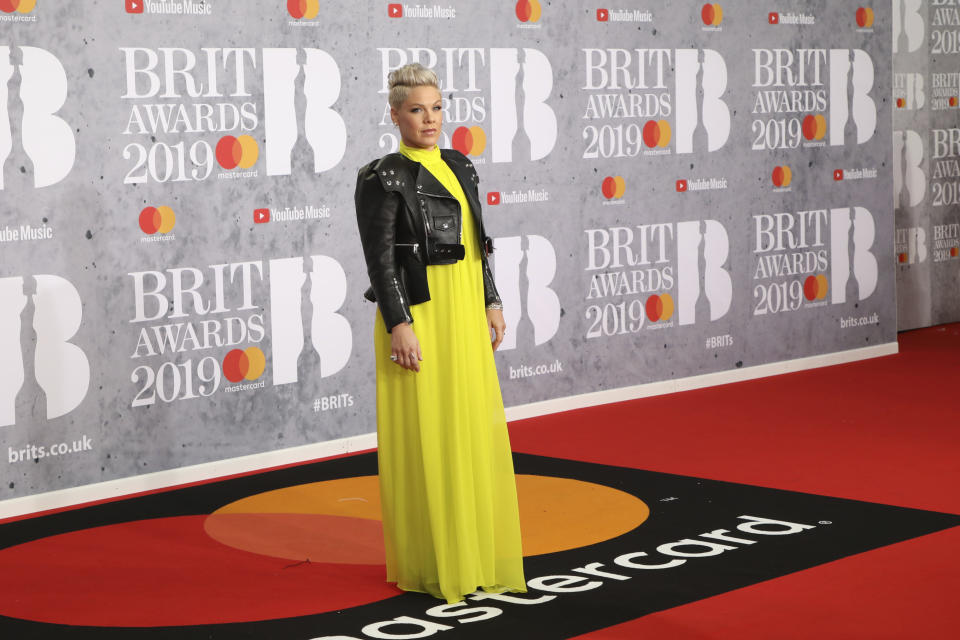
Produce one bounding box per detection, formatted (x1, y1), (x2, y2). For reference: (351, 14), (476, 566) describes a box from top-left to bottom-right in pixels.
(487, 192), (501, 206)
(768, 12), (779, 24)
(388, 3), (402, 17)
(597, 9), (609, 21)
(126, 0), (144, 13)
(676, 179), (688, 193)
(254, 208), (271, 224)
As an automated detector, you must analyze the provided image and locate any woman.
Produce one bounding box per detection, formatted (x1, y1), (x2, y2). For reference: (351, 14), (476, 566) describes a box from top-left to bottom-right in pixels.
(354, 63), (526, 604)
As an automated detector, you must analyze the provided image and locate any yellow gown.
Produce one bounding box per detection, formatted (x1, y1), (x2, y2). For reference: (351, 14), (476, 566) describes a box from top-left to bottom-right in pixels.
(373, 143), (526, 603)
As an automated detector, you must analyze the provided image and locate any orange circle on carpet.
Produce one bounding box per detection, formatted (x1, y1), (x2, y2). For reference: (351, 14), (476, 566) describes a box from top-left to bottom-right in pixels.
(206, 475), (649, 563)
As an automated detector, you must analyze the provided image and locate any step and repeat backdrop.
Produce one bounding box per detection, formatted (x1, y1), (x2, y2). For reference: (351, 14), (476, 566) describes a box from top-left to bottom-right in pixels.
(2, 0), (897, 505)
(893, 0), (960, 330)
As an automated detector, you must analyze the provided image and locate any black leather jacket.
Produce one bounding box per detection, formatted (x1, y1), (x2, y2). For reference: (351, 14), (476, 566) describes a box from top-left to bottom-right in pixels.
(355, 149), (501, 331)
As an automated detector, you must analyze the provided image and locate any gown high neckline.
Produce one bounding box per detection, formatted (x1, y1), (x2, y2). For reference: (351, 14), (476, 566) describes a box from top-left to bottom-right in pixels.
(399, 141), (442, 165)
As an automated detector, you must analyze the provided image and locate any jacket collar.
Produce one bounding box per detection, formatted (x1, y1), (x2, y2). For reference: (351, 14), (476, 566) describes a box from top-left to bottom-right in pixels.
(440, 150), (483, 219)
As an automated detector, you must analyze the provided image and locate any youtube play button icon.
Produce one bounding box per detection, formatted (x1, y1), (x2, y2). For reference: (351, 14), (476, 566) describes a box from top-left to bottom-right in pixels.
(126, 0), (144, 13)
(254, 208), (271, 224)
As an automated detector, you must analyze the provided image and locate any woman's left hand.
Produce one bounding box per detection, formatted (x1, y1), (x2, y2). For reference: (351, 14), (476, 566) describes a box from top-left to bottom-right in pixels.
(487, 308), (506, 351)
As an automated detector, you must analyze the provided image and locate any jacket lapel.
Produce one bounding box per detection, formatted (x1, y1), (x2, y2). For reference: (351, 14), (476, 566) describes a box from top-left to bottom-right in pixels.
(415, 164), (455, 199)
(441, 154), (483, 222)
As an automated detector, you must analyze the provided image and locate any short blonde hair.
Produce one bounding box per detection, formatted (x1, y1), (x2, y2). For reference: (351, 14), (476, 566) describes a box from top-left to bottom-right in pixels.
(388, 63), (440, 110)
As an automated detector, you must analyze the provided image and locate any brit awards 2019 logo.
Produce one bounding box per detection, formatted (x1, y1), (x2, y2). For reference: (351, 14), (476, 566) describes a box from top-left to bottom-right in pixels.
(895, 226), (928, 265)
(750, 48), (877, 151)
(751, 207), (878, 316)
(0, 45), (75, 190)
(583, 220), (732, 339)
(127, 254), (352, 406)
(378, 47), (557, 163)
(581, 47), (730, 158)
(119, 47), (346, 185)
(931, 128), (960, 208)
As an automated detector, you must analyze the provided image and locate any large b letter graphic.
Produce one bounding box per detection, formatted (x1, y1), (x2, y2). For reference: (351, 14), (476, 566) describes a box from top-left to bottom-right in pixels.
(0, 46), (76, 189)
(263, 48), (346, 176)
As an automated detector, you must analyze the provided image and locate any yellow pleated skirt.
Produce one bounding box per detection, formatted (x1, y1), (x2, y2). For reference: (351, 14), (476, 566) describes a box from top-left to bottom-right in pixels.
(373, 208), (525, 603)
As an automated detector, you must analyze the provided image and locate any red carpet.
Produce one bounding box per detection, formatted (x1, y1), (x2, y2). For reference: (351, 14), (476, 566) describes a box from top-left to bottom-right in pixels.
(511, 324), (960, 515)
(508, 323), (960, 639)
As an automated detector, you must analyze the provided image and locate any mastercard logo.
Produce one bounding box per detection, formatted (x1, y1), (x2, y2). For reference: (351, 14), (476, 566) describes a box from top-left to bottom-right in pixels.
(950, 97), (958, 108)
(896, 98), (906, 108)
(772, 166), (792, 188)
(897, 252), (908, 263)
(222, 347), (266, 384)
(802, 114), (827, 141)
(287, 0), (319, 19)
(951, 247), (959, 258)
(602, 176), (626, 200)
(515, 0), (542, 22)
(856, 7), (874, 28)
(646, 293), (675, 322)
(139, 206), (176, 235)
(451, 126), (487, 156)
(643, 120), (672, 148)
(803, 274), (828, 301)
(701, 3), (723, 26)
(0, 0), (36, 13)
(216, 135), (259, 170)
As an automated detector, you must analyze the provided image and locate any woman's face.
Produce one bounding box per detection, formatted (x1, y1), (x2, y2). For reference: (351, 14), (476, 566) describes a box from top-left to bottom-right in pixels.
(392, 86), (443, 150)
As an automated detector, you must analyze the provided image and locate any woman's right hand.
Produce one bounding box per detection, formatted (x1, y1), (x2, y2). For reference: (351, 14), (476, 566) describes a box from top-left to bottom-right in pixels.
(390, 322), (422, 372)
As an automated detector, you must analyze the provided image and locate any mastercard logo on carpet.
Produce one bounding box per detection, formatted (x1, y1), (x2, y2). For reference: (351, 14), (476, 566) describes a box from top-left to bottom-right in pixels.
(856, 7), (874, 28)
(0, 453), (956, 639)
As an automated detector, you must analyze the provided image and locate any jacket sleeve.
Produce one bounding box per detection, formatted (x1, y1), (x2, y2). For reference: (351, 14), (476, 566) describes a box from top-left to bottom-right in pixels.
(481, 254), (502, 309)
(466, 164), (502, 309)
(355, 163), (414, 331)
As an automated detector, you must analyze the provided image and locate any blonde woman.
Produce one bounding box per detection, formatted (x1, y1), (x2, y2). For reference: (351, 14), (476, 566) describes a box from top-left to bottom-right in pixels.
(355, 63), (525, 603)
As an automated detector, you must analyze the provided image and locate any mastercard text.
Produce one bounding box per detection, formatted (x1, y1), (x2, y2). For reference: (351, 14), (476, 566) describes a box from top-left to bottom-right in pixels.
(312, 516), (816, 640)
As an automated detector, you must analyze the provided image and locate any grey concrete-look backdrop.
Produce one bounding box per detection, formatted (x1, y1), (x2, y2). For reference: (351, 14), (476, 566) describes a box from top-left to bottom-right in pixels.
(893, 0), (960, 329)
(1, 0), (898, 503)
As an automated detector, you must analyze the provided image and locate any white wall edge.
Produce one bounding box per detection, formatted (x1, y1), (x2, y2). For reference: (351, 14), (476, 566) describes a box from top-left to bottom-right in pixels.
(1, 341), (897, 521)
(0, 432), (378, 521)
